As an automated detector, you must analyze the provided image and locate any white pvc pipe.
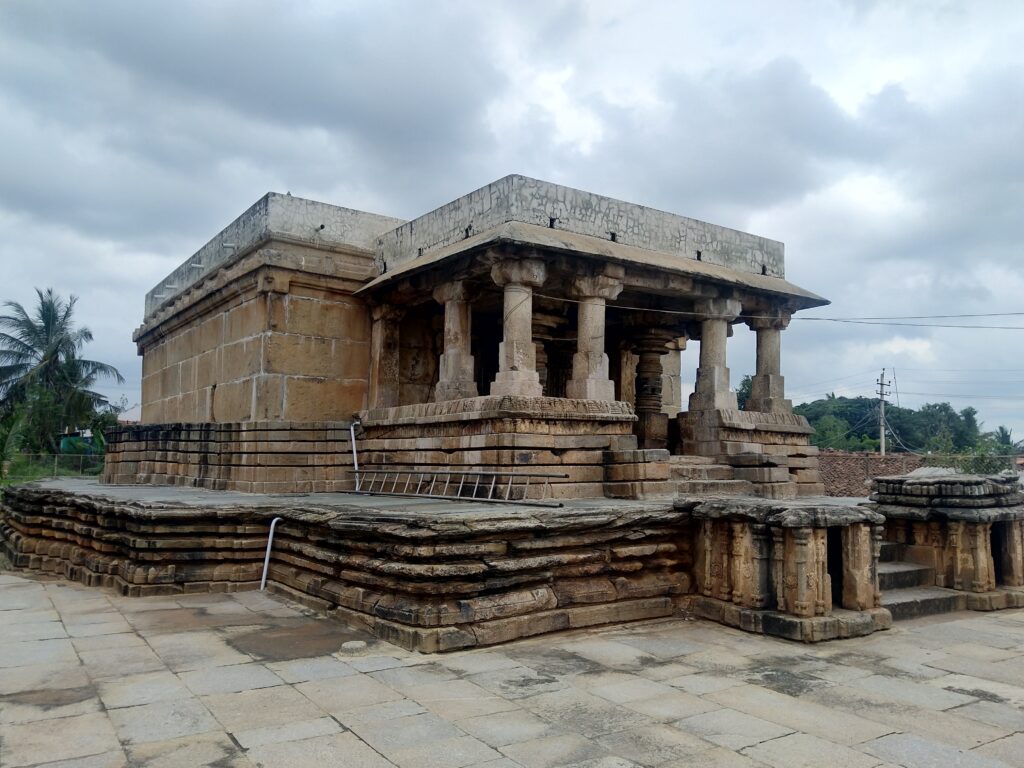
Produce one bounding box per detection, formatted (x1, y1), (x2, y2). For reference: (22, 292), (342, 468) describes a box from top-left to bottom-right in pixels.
(350, 421), (361, 491)
(260, 517), (284, 591)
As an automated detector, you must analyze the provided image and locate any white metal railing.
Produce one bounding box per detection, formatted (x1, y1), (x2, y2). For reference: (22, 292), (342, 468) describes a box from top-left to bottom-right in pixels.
(345, 468), (569, 507)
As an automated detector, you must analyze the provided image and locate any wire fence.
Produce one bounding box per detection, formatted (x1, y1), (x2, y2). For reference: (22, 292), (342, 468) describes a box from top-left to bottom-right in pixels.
(920, 453), (1022, 476)
(1, 454), (105, 484)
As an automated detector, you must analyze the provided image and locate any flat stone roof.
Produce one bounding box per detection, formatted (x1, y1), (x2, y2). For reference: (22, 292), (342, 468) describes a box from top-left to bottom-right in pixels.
(377, 175), (786, 279)
(144, 176), (809, 323)
(145, 193), (405, 318)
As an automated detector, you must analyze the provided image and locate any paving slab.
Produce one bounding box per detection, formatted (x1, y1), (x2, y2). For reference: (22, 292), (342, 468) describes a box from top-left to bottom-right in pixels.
(296, 672), (405, 713)
(179, 661), (285, 695)
(456, 709), (554, 747)
(595, 723), (713, 763)
(0, 711), (121, 767)
(201, 684), (325, 732)
(673, 708), (793, 750)
(97, 670), (193, 709)
(741, 732), (883, 768)
(107, 696), (221, 745)
(5, 570), (1024, 768)
(123, 730), (252, 767)
(246, 731), (395, 768)
(499, 732), (609, 768)
(861, 732), (1011, 768)
(706, 683), (894, 745)
(403, 678), (521, 720)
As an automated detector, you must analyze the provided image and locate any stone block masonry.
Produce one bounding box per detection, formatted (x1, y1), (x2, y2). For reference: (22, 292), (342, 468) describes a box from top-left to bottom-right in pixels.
(0, 483), (692, 653)
(103, 421), (356, 493)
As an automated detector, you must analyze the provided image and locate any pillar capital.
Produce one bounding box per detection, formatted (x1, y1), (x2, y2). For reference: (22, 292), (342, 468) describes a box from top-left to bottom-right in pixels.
(491, 258), (547, 289)
(694, 297), (742, 322)
(371, 303), (405, 323)
(432, 279), (472, 305)
(745, 310), (791, 332)
(633, 328), (677, 354)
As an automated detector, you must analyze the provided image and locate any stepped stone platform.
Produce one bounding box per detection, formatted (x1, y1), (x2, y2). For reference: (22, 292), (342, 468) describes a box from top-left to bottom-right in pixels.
(870, 471), (1024, 613)
(0, 479), (691, 653)
(1, 479), (891, 651)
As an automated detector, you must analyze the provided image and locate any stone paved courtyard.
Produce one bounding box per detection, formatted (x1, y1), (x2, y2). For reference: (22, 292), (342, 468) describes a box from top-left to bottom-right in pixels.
(2, 571), (1023, 768)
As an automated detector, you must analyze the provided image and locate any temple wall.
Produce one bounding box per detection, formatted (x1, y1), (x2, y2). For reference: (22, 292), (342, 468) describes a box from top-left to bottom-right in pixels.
(138, 251), (376, 424)
(102, 421), (356, 493)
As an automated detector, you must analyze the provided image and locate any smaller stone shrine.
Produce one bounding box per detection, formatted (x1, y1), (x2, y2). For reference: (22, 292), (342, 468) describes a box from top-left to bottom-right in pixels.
(675, 496), (890, 641)
(870, 470), (1024, 611)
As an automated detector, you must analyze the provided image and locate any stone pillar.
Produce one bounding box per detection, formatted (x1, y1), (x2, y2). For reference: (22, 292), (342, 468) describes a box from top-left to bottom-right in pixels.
(746, 311), (792, 413)
(433, 281), (478, 401)
(368, 304), (403, 409)
(566, 273), (623, 401)
(689, 298), (741, 412)
(633, 329), (676, 449)
(661, 338), (686, 416)
(489, 258), (547, 397)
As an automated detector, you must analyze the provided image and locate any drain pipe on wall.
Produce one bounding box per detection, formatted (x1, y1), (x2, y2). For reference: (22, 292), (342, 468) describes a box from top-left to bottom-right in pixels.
(350, 419), (361, 491)
(260, 517), (284, 591)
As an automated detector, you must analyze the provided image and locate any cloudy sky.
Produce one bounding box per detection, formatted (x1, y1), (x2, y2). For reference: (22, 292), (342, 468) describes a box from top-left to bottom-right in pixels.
(2, 0), (1022, 441)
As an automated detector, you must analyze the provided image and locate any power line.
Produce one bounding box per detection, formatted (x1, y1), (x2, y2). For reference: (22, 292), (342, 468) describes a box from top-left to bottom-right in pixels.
(896, 391), (1024, 401)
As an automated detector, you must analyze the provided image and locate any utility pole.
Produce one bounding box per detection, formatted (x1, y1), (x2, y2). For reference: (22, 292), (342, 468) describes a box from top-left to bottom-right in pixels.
(877, 369), (891, 456)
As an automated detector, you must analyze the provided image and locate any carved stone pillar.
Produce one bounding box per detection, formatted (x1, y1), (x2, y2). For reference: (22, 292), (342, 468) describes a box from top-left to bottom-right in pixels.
(368, 304), (403, 409)
(566, 272), (623, 401)
(792, 528), (812, 617)
(433, 281), (478, 401)
(633, 328), (676, 449)
(746, 311), (792, 413)
(490, 258), (547, 398)
(689, 298), (741, 412)
(772, 527), (786, 611)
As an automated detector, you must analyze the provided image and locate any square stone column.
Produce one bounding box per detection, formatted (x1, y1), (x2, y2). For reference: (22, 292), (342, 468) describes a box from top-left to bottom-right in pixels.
(368, 304), (403, 409)
(490, 258), (547, 397)
(745, 311), (792, 413)
(688, 298), (741, 412)
(433, 280), (478, 401)
(566, 271), (623, 401)
(661, 338), (687, 416)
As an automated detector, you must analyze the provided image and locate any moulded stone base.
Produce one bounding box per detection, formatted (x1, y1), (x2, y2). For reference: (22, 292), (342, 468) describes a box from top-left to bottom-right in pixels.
(0, 482), (690, 652)
(966, 588), (1024, 611)
(689, 595), (891, 642)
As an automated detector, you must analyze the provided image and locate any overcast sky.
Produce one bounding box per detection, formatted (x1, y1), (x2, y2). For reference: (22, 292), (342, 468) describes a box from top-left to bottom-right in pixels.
(2, 0), (1022, 441)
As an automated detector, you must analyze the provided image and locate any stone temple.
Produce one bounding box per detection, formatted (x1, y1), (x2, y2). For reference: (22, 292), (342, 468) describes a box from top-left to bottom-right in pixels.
(4, 176), (1024, 650)
(107, 174), (828, 498)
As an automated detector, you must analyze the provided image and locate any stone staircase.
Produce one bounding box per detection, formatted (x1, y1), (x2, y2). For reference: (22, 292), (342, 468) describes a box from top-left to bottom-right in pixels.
(670, 455), (754, 497)
(878, 540), (966, 620)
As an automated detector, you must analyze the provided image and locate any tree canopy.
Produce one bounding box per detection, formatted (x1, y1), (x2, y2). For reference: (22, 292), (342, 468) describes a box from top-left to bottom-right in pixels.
(0, 288), (124, 454)
(790, 394), (1018, 455)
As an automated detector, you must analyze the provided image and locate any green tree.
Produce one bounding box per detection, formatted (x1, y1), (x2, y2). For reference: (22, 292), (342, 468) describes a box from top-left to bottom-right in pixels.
(736, 375), (753, 410)
(0, 289), (123, 451)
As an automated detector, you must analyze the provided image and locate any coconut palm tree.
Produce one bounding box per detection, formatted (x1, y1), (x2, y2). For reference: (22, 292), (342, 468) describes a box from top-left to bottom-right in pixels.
(0, 289), (123, 440)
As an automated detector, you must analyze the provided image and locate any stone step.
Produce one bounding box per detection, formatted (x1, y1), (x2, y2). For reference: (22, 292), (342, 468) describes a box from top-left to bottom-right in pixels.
(879, 541), (899, 563)
(881, 587), (967, 621)
(878, 561), (934, 590)
(675, 479), (755, 497)
(670, 464), (736, 481)
(669, 455), (716, 465)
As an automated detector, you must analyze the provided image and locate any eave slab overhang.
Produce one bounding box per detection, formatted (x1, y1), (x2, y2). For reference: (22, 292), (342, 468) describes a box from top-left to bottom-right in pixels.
(357, 221), (829, 310)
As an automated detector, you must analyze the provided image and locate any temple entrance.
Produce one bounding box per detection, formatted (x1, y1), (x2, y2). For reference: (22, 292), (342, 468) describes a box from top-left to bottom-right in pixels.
(992, 521), (1008, 586)
(827, 526), (845, 607)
